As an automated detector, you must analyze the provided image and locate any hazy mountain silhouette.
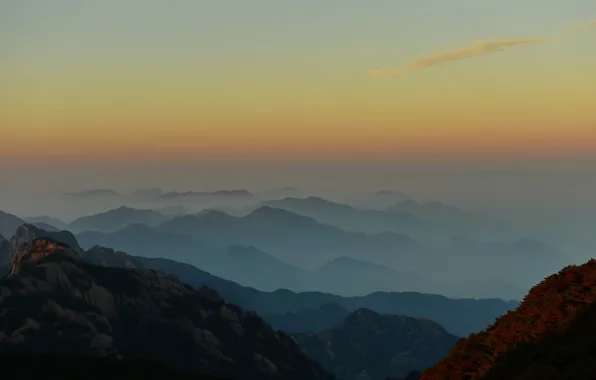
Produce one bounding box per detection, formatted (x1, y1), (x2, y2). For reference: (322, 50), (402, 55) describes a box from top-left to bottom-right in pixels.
(313, 257), (430, 296)
(261, 187), (303, 199)
(348, 190), (410, 210)
(0, 210), (25, 238)
(77, 223), (208, 262)
(30, 221), (61, 232)
(444, 236), (564, 295)
(69, 206), (172, 232)
(77, 242), (515, 337)
(295, 308), (458, 380)
(419, 258), (596, 380)
(386, 200), (508, 239)
(77, 225), (306, 291)
(157, 206), (422, 268)
(76, 225), (428, 295)
(127, 187), (165, 199)
(156, 204), (189, 215)
(386, 200), (466, 220)
(0, 229), (334, 380)
(25, 215), (69, 229)
(213, 245), (307, 291)
(262, 197), (426, 234)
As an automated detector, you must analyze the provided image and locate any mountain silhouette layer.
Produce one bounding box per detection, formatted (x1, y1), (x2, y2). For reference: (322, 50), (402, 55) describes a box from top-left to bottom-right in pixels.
(81, 243), (516, 337)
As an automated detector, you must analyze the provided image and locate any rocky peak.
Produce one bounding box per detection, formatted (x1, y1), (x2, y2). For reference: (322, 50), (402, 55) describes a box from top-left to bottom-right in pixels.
(0, 224), (81, 279)
(9, 238), (77, 276)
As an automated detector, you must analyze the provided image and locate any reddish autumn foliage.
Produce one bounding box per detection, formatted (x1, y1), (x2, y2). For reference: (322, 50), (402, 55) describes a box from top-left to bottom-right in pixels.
(419, 259), (596, 380)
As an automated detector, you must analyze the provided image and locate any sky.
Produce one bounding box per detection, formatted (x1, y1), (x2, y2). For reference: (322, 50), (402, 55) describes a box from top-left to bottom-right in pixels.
(1, 1), (595, 201)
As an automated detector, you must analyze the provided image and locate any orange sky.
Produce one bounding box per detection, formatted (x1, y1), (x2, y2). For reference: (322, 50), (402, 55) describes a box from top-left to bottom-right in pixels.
(2, 3), (595, 162)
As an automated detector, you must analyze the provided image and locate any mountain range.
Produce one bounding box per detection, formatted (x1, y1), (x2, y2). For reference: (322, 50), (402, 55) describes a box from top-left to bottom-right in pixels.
(7, 222), (578, 379)
(75, 240), (515, 337)
(0, 228), (334, 380)
(3, 204), (557, 300)
(0, 224), (462, 379)
(77, 223), (432, 296)
(156, 206), (422, 268)
(262, 197), (427, 234)
(69, 206), (172, 232)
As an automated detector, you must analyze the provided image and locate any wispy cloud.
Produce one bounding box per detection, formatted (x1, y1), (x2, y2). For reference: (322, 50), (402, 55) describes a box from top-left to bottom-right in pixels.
(567, 19), (596, 32)
(369, 37), (554, 76)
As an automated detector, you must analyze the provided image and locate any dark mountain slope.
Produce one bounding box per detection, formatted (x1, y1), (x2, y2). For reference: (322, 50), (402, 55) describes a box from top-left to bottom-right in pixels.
(265, 303), (350, 334)
(295, 309), (458, 380)
(419, 258), (596, 380)
(0, 235), (333, 380)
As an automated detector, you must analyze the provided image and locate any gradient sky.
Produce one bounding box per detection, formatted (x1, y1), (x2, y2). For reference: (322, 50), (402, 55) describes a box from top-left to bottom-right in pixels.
(2, 0), (595, 164)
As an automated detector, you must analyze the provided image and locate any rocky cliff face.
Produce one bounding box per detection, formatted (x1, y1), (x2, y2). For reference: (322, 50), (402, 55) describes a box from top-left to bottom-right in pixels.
(0, 224), (81, 279)
(0, 234), (334, 380)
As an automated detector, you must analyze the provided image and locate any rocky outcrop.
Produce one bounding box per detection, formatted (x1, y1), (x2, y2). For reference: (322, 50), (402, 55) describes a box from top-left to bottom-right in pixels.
(0, 224), (81, 279)
(0, 237), (334, 380)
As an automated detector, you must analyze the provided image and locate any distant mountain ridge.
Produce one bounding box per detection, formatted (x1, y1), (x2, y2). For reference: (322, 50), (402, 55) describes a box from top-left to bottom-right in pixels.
(69, 206), (172, 232)
(76, 220), (431, 295)
(157, 205), (422, 268)
(25, 215), (69, 229)
(262, 197), (427, 234)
